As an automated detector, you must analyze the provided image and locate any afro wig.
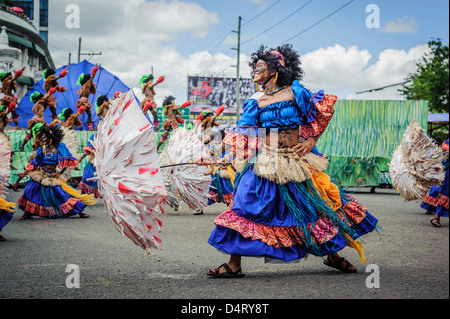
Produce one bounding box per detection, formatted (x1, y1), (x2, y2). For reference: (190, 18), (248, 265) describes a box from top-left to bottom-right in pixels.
(249, 44), (304, 87)
(39, 124), (64, 147)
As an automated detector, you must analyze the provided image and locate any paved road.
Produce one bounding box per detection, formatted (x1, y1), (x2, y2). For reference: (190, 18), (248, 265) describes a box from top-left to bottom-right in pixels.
(1, 187), (448, 305)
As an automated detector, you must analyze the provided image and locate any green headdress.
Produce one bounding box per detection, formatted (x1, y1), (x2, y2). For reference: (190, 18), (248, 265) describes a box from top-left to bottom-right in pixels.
(0, 72), (11, 82)
(96, 95), (108, 114)
(32, 122), (45, 138)
(77, 73), (91, 86)
(139, 74), (154, 86)
(57, 108), (73, 121)
(202, 110), (213, 117)
(30, 92), (44, 103)
(43, 69), (55, 80)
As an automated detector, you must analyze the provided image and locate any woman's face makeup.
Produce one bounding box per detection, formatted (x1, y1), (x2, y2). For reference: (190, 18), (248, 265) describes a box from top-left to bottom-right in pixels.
(253, 59), (273, 84)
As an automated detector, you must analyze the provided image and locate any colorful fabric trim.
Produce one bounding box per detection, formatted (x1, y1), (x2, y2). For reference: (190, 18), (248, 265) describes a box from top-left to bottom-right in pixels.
(78, 181), (101, 198)
(18, 196), (80, 218)
(214, 210), (339, 248)
(83, 145), (95, 154)
(222, 127), (263, 160)
(213, 197), (370, 250)
(423, 193), (449, 210)
(58, 158), (79, 169)
(299, 93), (337, 140)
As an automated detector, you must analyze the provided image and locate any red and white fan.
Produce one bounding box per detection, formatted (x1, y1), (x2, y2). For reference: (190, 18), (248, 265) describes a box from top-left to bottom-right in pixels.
(159, 126), (211, 212)
(94, 90), (167, 254)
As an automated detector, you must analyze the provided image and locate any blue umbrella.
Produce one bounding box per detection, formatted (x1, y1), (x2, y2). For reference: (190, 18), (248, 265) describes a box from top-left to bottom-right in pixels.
(16, 60), (135, 130)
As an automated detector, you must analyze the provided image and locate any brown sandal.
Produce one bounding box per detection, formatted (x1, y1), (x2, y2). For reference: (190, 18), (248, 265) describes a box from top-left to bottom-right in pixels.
(430, 217), (441, 227)
(324, 256), (357, 273)
(207, 263), (245, 278)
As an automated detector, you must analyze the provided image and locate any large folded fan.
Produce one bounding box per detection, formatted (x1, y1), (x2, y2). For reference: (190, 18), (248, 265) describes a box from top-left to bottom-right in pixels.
(160, 126), (211, 212)
(0, 133), (11, 198)
(389, 120), (445, 201)
(94, 90), (167, 254)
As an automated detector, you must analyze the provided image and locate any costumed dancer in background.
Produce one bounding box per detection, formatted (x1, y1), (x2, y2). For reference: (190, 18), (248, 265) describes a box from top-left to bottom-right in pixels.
(199, 105), (225, 144)
(0, 131), (15, 241)
(202, 44), (380, 278)
(95, 94), (110, 123)
(42, 67), (68, 121)
(0, 197), (14, 241)
(19, 89), (58, 151)
(157, 95), (191, 151)
(421, 139), (449, 227)
(77, 133), (100, 198)
(76, 64), (99, 131)
(205, 129), (235, 207)
(140, 74), (164, 130)
(11, 124), (45, 192)
(0, 67), (25, 130)
(16, 125), (96, 220)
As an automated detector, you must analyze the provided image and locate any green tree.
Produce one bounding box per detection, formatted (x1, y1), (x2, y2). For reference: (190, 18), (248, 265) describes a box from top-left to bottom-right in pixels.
(400, 38), (449, 113)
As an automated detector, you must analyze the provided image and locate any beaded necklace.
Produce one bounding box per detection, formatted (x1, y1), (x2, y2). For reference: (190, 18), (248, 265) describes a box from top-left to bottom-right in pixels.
(43, 145), (57, 158)
(264, 85), (288, 95)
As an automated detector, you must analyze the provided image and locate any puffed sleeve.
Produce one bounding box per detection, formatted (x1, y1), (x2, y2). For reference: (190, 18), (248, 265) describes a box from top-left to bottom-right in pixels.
(83, 133), (95, 154)
(292, 80), (337, 140)
(222, 99), (263, 159)
(27, 147), (43, 171)
(57, 143), (79, 169)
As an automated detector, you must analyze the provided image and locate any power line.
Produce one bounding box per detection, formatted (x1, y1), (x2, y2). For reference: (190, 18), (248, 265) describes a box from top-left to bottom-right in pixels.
(241, 0), (314, 45)
(241, 0), (281, 26)
(164, 0), (282, 81)
(281, 0), (355, 44)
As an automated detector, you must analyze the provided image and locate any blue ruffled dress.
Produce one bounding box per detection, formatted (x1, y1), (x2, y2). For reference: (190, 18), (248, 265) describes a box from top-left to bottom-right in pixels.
(420, 140), (449, 217)
(78, 134), (101, 198)
(18, 143), (88, 218)
(208, 81), (379, 262)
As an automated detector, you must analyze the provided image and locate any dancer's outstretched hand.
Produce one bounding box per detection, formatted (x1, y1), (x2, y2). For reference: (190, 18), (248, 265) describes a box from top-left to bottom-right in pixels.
(293, 138), (316, 156)
(194, 154), (213, 166)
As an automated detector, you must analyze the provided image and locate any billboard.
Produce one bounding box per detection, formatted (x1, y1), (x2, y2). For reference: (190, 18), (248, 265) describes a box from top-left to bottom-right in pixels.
(187, 76), (256, 112)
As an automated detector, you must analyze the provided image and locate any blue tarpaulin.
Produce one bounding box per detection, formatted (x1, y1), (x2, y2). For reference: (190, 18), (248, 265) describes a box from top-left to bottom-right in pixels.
(15, 60), (134, 130)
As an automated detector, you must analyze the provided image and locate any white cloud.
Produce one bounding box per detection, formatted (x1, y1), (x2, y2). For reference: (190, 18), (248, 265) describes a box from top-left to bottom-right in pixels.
(300, 43), (430, 100)
(48, 0), (223, 104)
(47, 1), (430, 105)
(380, 17), (417, 34)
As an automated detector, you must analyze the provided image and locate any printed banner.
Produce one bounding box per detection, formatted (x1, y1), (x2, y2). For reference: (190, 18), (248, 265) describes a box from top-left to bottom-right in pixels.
(187, 76), (256, 111)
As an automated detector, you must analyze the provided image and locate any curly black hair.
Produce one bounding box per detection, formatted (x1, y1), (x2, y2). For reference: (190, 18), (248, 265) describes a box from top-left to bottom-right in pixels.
(80, 73), (91, 86)
(249, 44), (304, 87)
(61, 108), (74, 119)
(96, 95), (109, 106)
(145, 74), (154, 83)
(39, 124), (64, 147)
(162, 95), (175, 106)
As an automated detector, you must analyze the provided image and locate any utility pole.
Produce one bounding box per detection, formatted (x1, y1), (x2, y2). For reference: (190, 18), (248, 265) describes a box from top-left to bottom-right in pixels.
(231, 16), (241, 123)
(77, 37), (102, 63)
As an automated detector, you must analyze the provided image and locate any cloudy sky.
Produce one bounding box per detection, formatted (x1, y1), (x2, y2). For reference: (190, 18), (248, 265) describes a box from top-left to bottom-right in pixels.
(47, 0), (449, 104)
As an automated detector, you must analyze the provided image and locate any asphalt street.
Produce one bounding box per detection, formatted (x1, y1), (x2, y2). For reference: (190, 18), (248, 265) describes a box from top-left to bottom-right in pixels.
(0, 187), (448, 304)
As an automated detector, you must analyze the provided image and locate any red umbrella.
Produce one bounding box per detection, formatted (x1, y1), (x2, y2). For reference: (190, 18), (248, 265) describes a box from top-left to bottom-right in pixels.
(12, 7), (24, 13)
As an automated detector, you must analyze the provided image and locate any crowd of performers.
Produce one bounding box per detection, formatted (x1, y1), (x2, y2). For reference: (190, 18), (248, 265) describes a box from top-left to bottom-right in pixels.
(0, 44), (448, 281)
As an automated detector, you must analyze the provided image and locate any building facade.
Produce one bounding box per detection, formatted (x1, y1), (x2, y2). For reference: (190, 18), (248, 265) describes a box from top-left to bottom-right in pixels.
(0, 1), (53, 102)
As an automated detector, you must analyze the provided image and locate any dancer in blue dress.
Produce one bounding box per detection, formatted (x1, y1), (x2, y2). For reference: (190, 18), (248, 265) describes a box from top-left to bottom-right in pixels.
(421, 139), (449, 227)
(17, 125), (96, 219)
(207, 129), (235, 207)
(202, 45), (380, 277)
(78, 133), (101, 198)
